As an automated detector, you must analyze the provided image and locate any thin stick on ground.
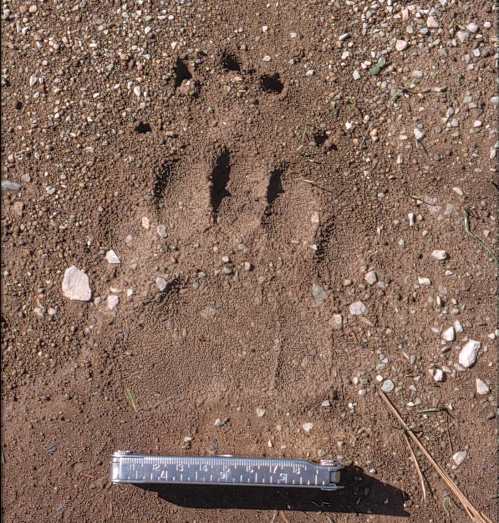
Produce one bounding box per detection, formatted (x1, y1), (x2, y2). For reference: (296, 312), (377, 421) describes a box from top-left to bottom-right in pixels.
(402, 431), (427, 503)
(379, 391), (493, 523)
(299, 178), (335, 194)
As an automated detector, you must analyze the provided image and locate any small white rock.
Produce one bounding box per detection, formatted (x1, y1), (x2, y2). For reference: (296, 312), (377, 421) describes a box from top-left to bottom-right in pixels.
(453, 320), (463, 333)
(452, 450), (467, 466)
(431, 249), (448, 261)
(262, 55), (271, 62)
(105, 249), (120, 264)
(381, 380), (394, 393)
(466, 22), (478, 33)
(395, 39), (408, 51)
(442, 326), (455, 342)
(62, 266), (91, 301)
(433, 368), (444, 382)
(1, 180), (21, 192)
(459, 339), (481, 368)
(256, 408), (266, 418)
(349, 301), (367, 316)
(364, 271), (378, 286)
(321, 400), (331, 408)
(476, 378), (490, 395)
(427, 15), (439, 28)
(155, 277), (167, 292)
(330, 314), (343, 330)
(302, 422), (314, 433)
(414, 128), (425, 141)
(157, 224), (167, 238)
(353, 70), (361, 80)
(456, 30), (469, 42)
(107, 294), (119, 310)
(418, 277), (431, 286)
(408, 212), (416, 226)
(141, 216), (150, 229)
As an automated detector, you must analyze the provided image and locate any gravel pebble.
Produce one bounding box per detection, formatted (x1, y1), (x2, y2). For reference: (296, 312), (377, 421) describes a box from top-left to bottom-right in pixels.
(431, 249), (448, 261)
(395, 39), (408, 51)
(155, 277), (167, 292)
(1, 180), (21, 192)
(105, 250), (120, 264)
(302, 422), (314, 433)
(381, 380), (394, 393)
(256, 408), (266, 417)
(107, 295), (119, 310)
(311, 283), (327, 305)
(459, 339), (481, 368)
(452, 450), (467, 466)
(442, 326), (455, 342)
(364, 271), (377, 285)
(427, 16), (439, 28)
(476, 378), (490, 395)
(62, 266), (92, 301)
(349, 301), (367, 316)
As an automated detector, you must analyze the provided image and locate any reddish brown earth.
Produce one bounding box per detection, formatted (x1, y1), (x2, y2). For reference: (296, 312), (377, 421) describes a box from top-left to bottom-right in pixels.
(1, 1), (496, 522)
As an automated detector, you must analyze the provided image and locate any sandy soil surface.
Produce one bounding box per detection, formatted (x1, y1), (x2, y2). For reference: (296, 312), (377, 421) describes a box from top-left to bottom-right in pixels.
(1, 0), (497, 521)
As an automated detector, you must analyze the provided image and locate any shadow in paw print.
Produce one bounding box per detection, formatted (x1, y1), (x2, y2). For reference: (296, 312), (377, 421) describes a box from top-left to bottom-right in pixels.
(153, 160), (177, 209)
(135, 121), (152, 134)
(221, 51), (241, 72)
(209, 148), (231, 220)
(314, 217), (335, 258)
(174, 58), (192, 87)
(262, 162), (287, 225)
(260, 73), (284, 93)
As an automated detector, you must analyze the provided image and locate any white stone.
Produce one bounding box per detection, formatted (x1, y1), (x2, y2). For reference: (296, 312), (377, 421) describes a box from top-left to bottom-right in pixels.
(157, 224), (167, 238)
(431, 249), (448, 260)
(433, 368), (444, 382)
(349, 301), (367, 316)
(365, 271), (377, 285)
(467, 22), (478, 33)
(311, 283), (327, 305)
(330, 314), (343, 330)
(155, 277), (167, 292)
(107, 295), (119, 310)
(262, 55), (271, 62)
(427, 15), (439, 28)
(414, 128), (424, 141)
(1, 180), (21, 192)
(381, 379), (394, 393)
(353, 70), (361, 80)
(452, 450), (467, 466)
(459, 339), (480, 368)
(456, 30), (469, 42)
(395, 39), (408, 51)
(302, 422), (314, 433)
(256, 408), (266, 417)
(476, 378), (490, 395)
(105, 249), (120, 264)
(442, 326), (455, 342)
(141, 216), (150, 229)
(453, 320), (463, 333)
(62, 266), (91, 301)
(418, 277), (431, 286)
(321, 400), (331, 407)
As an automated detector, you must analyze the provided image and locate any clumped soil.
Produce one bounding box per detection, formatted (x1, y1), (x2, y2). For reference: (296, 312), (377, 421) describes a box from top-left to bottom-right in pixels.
(1, 1), (496, 522)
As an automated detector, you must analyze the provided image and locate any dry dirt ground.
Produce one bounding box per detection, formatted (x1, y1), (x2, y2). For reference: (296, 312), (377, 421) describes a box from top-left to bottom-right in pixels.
(1, 0), (497, 522)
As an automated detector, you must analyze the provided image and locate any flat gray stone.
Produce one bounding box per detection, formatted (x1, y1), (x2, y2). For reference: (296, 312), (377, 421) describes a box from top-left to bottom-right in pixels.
(62, 266), (91, 301)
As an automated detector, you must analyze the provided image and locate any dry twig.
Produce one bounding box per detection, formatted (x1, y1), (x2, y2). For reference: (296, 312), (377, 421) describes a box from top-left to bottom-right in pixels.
(379, 391), (493, 523)
(402, 432), (427, 503)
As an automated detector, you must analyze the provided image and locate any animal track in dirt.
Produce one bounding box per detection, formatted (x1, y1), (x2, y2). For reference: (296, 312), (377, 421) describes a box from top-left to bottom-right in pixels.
(263, 162), (287, 221)
(260, 73), (284, 94)
(209, 148), (232, 221)
(174, 57), (193, 87)
(153, 160), (177, 209)
(134, 121), (152, 134)
(220, 51), (241, 72)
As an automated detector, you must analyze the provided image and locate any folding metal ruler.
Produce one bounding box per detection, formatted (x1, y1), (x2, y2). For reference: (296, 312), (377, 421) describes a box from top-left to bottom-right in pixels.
(111, 451), (343, 491)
